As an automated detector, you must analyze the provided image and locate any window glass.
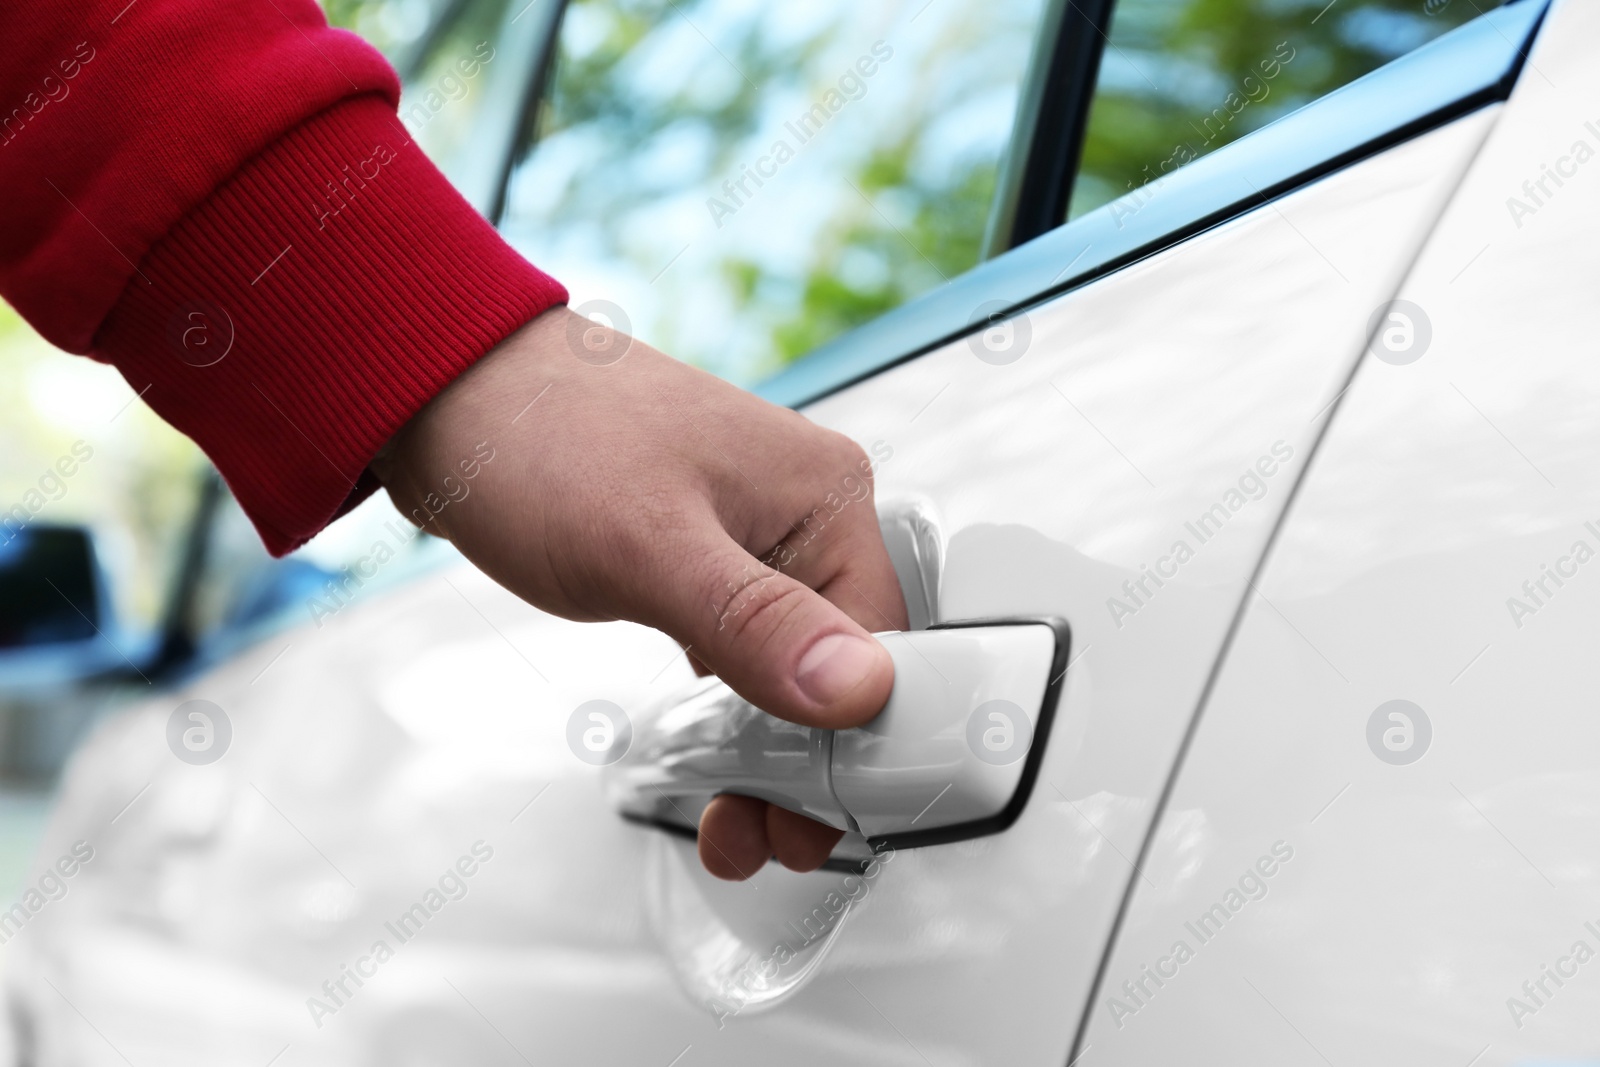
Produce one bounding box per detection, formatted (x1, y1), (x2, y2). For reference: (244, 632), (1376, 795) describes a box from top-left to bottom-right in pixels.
(1069, 0), (1502, 220)
(323, 0), (470, 65)
(326, 0), (515, 194)
(0, 305), (203, 638)
(0, 530), (99, 649)
(500, 0), (1050, 386)
(187, 487), (459, 662)
(395, 0), (517, 189)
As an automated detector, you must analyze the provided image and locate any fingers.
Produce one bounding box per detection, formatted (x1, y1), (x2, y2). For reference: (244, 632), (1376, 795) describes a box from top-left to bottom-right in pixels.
(698, 794), (770, 880)
(778, 505), (910, 636)
(722, 431), (908, 637)
(670, 444), (905, 877)
(671, 506), (899, 877)
(652, 529), (895, 730)
(697, 796), (847, 880)
(767, 805), (844, 872)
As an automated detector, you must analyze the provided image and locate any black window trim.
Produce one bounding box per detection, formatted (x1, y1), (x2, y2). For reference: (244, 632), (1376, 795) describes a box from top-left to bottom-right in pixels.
(999, 0), (1115, 252)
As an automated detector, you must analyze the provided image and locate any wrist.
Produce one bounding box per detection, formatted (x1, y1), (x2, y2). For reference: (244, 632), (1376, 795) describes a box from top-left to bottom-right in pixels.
(96, 96), (568, 556)
(372, 305), (576, 524)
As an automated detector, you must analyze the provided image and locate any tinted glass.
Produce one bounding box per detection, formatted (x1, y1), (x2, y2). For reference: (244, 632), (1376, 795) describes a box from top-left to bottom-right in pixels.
(500, 0), (1050, 385)
(1069, 0), (1503, 220)
(0, 528), (98, 649)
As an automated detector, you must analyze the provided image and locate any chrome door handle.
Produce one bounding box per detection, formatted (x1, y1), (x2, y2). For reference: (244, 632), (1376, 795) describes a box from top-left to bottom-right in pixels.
(606, 618), (1069, 850)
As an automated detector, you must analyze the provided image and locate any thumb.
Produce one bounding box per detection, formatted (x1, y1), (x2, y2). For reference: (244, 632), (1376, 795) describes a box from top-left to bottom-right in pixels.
(655, 530), (894, 729)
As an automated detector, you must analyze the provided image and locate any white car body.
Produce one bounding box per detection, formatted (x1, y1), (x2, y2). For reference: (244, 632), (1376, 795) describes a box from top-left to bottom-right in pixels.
(8, 2), (1596, 1064)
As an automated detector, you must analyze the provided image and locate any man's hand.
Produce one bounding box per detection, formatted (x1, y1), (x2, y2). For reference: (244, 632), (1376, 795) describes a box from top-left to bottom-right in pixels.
(371, 306), (908, 879)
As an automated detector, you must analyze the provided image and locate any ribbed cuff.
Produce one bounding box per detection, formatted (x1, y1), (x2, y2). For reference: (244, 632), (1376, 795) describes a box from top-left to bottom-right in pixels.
(97, 94), (567, 556)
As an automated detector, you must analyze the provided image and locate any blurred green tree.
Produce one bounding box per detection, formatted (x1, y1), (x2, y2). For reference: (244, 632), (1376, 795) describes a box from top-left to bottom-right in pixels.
(1072, 0), (1496, 216)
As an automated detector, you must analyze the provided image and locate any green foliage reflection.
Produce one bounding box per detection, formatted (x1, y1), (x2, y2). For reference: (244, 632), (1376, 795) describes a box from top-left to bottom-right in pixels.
(1070, 0), (1499, 218)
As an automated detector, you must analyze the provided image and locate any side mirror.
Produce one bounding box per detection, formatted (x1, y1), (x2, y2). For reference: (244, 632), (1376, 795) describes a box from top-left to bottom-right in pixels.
(0, 524), (103, 651)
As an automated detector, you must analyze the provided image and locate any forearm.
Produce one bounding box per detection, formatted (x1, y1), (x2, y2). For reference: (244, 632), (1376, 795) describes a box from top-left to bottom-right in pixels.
(0, 1), (566, 555)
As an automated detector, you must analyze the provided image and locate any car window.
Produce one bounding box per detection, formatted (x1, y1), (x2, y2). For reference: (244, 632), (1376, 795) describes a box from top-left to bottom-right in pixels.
(1067, 0), (1503, 220)
(0, 304), (205, 640)
(325, 0), (516, 194)
(498, 0), (1052, 386)
(323, 0), (464, 57)
(185, 486), (460, 663)
(0, 529), (99, 649)
(392, 0), (515, 178)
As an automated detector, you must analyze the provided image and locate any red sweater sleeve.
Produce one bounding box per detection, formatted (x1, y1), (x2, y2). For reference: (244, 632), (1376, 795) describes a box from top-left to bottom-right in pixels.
(0, 1), (566, 555)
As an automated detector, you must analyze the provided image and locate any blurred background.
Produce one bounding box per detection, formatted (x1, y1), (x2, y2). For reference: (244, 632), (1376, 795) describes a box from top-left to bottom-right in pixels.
(0, 0), (1487, 963)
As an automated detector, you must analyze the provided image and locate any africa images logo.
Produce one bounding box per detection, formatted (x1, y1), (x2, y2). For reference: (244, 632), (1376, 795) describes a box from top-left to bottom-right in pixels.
(1366, 699), (1430, 766)
(566, 700), (632, 766)
(166, 700), (231, 765)
(168, 300), (234, 367)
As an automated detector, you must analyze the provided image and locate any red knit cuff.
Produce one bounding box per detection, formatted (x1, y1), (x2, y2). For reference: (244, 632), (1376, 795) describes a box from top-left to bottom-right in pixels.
(96, 95), (567, 556)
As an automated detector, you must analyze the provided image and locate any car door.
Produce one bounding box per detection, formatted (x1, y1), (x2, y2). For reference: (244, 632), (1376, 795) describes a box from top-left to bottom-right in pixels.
(4, 1), (1544, 1064)
(1080, 1), (1600, 1063)
(450, 2), (1535, 1064)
